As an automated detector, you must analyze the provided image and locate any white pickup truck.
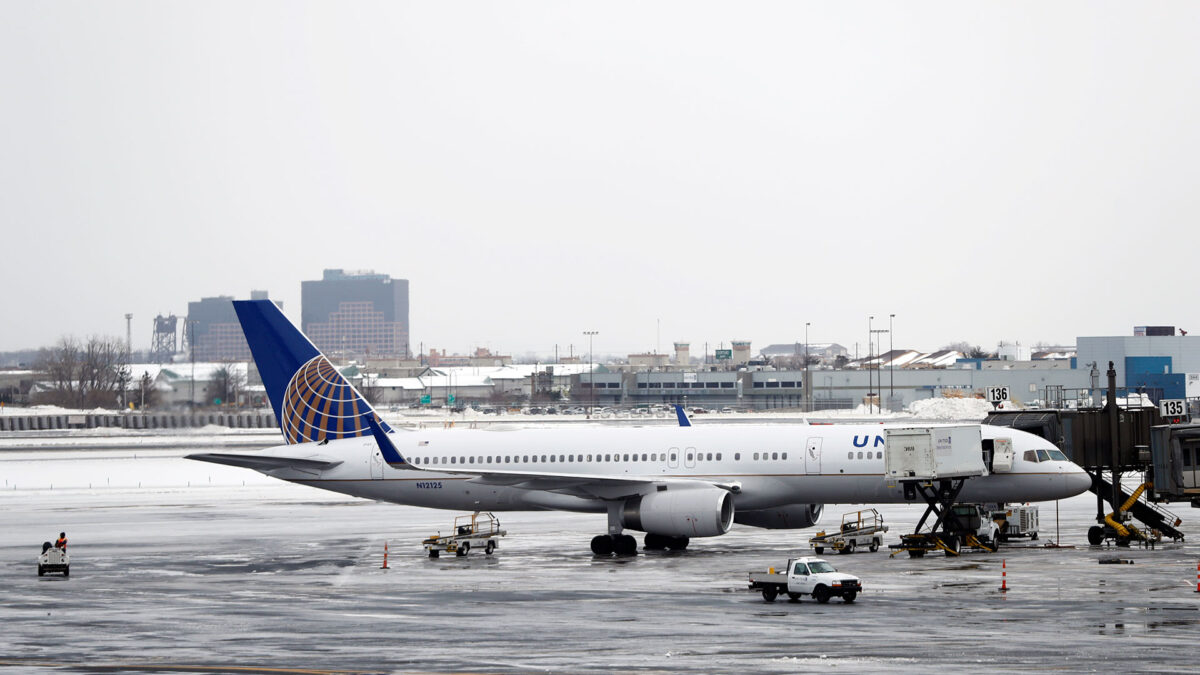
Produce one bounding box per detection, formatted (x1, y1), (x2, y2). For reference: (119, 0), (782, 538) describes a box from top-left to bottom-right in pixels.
(747, 557), (862, 603)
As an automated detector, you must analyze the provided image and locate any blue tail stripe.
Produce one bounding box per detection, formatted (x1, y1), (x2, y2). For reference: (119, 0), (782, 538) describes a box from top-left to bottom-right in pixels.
(233, 299), (392, 445)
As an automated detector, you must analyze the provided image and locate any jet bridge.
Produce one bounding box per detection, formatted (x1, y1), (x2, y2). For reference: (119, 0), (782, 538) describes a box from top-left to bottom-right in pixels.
(984, 362), (1186, 546)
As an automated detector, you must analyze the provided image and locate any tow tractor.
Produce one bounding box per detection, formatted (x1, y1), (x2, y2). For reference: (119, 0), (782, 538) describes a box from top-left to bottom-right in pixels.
(748, 557), (862, 603)
(809, 508), (888, 554)
(422, 512), (506, 558)
(38, 542), (69, 577)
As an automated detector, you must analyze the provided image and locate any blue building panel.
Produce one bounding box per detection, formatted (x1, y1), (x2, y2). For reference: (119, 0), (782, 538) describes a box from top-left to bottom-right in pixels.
(1125, 356), (1172, 378)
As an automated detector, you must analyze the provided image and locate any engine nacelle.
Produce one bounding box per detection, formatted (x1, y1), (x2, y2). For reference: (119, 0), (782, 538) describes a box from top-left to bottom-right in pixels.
(620, 487), (734, 538)
(734, 503), (823, 530)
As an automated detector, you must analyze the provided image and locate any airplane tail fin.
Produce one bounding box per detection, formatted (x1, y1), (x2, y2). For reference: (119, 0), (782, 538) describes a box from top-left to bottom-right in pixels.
(233, 299), (392, 445)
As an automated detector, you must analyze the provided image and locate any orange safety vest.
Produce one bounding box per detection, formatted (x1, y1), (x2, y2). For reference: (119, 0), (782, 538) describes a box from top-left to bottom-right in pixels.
(55, 537), (67, 549)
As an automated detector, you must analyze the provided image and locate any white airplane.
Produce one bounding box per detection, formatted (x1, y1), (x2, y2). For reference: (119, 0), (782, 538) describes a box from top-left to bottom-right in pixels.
(188, 300), (1091, 555)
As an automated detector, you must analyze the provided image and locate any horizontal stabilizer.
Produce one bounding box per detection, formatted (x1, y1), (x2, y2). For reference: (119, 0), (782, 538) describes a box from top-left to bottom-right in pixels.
(185, 452), (343, 474)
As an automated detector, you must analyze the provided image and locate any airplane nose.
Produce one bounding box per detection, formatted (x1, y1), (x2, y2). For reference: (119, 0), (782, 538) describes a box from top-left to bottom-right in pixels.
(1064, 469), (1092, 497)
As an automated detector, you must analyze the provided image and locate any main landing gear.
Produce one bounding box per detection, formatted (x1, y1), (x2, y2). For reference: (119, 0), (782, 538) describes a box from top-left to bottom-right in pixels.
(591, 503), (689, 556)
(589, 533), (690, 556)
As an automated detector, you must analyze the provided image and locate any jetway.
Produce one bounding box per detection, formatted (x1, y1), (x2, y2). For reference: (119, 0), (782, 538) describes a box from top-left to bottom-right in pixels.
(984, 362), (1187, 545)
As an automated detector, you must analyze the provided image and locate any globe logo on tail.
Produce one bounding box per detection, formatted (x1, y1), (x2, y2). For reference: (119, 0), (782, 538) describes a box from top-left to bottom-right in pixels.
(281, 356), (389, 444)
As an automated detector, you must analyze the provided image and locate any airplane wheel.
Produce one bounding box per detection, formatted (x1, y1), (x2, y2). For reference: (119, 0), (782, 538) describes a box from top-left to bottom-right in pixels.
(591, 535), (614, 556)
(1087, 526), (1104, 546)
(666, 536), (689, 551)
(644, 533), (666, 550)
(615, 534), (638, 556)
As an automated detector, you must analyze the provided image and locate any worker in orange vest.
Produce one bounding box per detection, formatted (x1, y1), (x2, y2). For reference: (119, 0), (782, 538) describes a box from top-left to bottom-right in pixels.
(55, 532), (67, 550)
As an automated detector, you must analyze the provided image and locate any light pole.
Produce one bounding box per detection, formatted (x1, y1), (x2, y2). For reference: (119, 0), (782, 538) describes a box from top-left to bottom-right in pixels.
(804, 322), (811, 413)
(868, 316), (873, 414)
(584, 330), (598, 416)
(188, 320), (198, 412)
(889, 313), (895, 412)
(870, 328), (889, 415)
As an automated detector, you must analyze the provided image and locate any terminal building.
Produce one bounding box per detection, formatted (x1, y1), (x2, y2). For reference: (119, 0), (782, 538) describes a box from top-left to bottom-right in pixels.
(301, 269), (410, 359)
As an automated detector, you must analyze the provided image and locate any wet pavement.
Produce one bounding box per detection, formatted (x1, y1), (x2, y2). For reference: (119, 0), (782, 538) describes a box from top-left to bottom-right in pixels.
(2, 449), (1199, 674)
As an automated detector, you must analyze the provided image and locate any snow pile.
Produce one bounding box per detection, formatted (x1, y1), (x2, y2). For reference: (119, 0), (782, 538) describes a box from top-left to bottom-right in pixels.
(907, 397), (995, 421)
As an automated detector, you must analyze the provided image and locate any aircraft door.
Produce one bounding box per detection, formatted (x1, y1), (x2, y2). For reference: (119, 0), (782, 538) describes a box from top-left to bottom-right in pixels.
(805, 438), (822, 475)
(684, 446), (697, 469)
(371, 446), (384, 479)
(668, 447), (680, 469)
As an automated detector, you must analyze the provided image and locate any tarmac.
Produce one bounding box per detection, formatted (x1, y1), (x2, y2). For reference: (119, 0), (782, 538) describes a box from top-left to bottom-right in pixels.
(3, 446), (1200, 674)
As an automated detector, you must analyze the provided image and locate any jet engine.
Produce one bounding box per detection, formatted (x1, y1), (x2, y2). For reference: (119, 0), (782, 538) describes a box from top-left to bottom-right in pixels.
(620, 487), (734, 538)
(733, 503), (823, 529)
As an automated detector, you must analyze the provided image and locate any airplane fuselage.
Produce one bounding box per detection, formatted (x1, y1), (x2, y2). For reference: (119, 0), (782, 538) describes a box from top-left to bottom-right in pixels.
(260, 422), (1090, 515)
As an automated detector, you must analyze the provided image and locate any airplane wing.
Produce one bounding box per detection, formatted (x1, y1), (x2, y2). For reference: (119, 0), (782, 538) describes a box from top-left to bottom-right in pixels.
(186, 452), (343, 476)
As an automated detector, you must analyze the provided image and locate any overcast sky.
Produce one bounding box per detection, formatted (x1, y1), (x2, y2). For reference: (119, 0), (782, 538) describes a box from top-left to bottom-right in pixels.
(3, 3), (1198, 358)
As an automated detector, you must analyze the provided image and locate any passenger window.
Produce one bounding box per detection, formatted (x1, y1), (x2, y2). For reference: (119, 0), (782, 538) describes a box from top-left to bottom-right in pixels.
(469, 457), (475, 464)
(716, 453), (722, 461)
(781, 452), (786, 460)
(754, 452), (760, 460)
(670, 453), (677, 462)
(735, 453), (741, 460)
(848, 452), (854, 459)
(587, 454), (593, 461)
(1023, 450), (1038, 463)
(550, 455), (556, 463)
(1036, 449), (1051, 462)
(772, 452), (778, 460)
(522, 455), (529, 463)
(451, 457), (457, 464)
(642, 453), (648, 461)
(624, 454), (630, 461)
(687, 453), (694, 461)
(605, 454), (611, 461)
(857, 452), (863, 460)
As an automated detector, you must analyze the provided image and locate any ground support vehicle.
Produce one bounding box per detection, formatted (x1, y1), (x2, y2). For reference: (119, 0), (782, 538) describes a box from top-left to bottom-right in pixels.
(38, 543), (69, 576)
(888, 500), (1000, 558)
(809, 508), (888, 554)
(990, 504), (1039, 542)
(748, 557), (862, 603)
(422, 512), (506, 558)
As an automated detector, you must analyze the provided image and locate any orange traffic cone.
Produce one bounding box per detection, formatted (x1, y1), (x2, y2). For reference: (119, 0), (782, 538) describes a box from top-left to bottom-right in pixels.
(999, 559), (1008, 592)
(381, 541), (390, 570)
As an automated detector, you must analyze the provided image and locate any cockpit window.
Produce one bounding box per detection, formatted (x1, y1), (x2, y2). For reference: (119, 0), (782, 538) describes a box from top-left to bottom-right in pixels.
(1048, 449), (1069, 461)
(1036, 449), (1051, 462)
(1023, 450), (1039, 463)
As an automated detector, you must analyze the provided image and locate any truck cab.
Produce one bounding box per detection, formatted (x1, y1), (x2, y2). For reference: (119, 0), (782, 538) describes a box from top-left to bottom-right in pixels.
(786, 557), (861, 602)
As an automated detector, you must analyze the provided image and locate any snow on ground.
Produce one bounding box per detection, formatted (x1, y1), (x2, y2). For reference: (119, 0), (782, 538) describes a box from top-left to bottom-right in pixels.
(905, 396), (996, 420)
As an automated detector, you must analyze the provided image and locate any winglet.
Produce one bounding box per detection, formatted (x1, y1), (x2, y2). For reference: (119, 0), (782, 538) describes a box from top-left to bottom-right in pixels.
(674, 404), (691, 427)
(364, 413), (408, 468)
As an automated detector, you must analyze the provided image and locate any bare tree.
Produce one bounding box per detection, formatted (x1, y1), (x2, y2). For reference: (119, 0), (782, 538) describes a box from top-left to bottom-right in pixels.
(138, 371), (158, 409)
(33, 335), (127, 408)
(942, 341), (993, 359)
(209, 363), (246, 407)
